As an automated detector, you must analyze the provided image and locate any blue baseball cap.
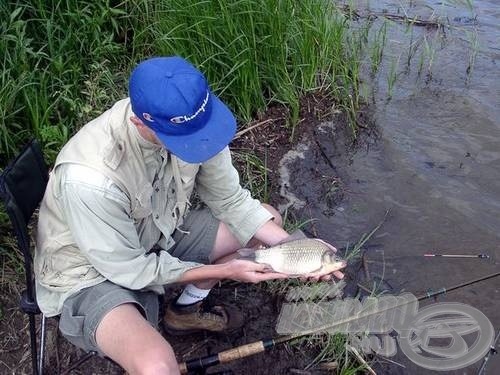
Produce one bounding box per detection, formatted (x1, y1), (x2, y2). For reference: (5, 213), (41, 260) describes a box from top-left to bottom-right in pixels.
(129, 56), (236, 163)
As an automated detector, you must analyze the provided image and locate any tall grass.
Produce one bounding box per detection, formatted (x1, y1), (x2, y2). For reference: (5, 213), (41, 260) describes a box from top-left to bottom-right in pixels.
(0, 1), (129, 164)
(136, 0), (361, 130)
(0, 0), (365, 165)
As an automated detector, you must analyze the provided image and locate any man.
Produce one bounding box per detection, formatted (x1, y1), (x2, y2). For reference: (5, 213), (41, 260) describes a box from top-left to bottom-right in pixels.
(34, 56), (345, 374)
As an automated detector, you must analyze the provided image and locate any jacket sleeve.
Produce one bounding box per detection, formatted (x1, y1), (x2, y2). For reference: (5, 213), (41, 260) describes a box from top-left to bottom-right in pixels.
(58, 171), (202, 290)
(195, 147), (274, 246)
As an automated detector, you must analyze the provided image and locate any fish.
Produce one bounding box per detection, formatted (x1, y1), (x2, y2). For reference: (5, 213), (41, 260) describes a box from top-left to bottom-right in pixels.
(238, 238), (346, 275)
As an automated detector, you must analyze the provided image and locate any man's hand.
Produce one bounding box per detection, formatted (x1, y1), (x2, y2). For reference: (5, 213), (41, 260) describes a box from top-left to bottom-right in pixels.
(224, 259), (288, 283)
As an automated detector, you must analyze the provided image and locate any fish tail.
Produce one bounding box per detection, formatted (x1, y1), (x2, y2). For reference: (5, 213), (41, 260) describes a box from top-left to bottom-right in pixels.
(237, 248), (257, 260)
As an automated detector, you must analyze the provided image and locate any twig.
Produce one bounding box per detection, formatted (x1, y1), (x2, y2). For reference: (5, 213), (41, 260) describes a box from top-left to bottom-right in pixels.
(316, 361), (338, 370)
(362, 253), (371, 281)
(377, 13), (443, 28)
(336, 4), (445, 28)
(357, 283), (374, 295)
(289, 369), (312, 374)
(375, 355), (406, 369)
(346, 344), (377, 375)
(181, 339), (210, 359)
(234, 119), (277, 140)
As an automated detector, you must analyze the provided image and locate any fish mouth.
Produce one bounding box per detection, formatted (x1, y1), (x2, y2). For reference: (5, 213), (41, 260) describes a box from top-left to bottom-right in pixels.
(322, 250), (343, 261)
(322, 250), (347, 270)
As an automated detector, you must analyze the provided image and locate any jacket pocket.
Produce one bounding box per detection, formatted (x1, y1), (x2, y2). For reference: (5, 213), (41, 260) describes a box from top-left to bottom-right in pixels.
(131, 185), (153, 219)
(179, 163), (199, 192)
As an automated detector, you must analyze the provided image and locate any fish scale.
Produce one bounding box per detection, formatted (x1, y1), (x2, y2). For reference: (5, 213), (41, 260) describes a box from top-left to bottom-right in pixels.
(238, 238), (345, 275)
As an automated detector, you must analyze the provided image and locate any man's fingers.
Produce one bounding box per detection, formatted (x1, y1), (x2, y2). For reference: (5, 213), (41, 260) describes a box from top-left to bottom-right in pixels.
(239, 260), (272, 272)
(333, 270), (344, 279)
(261, 264), (274, 272)
(255, 272), (288, 281)
(332, 261), (347, 271)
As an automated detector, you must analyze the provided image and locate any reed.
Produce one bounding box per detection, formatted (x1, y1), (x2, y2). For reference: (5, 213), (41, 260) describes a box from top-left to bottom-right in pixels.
(139, 0), (362, 131)
(0, 0), (366, 165)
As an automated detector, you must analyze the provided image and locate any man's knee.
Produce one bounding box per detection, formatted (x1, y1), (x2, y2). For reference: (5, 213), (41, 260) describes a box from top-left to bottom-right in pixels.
(262, 203), (283, 227)
(95, 303), (179, 375)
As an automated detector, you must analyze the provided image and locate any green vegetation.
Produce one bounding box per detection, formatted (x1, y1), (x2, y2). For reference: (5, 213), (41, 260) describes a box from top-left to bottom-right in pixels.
(0, 0), (367, 165)
(233, 149), (270, 203)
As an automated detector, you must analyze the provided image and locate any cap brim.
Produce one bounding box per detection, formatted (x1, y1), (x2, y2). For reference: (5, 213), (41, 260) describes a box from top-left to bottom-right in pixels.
(155, 94), (237, 163)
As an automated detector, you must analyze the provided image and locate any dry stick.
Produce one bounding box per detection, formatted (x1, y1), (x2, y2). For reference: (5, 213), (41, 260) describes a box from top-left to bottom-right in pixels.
(59, 352), (95, 375)
(178, 271), (500, 374)
(346, 344), (377, 375)
(376, 356), (406, 369)
(362, 252), (371, 281)
(233, 119), (276, 140)
(357, 283), (374, 295)
(317, 360), (338, 370)
(336, 5), (444, 28)
(376, 13), (443, 27)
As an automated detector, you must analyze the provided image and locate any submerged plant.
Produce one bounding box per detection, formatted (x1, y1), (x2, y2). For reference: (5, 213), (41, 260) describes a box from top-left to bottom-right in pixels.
(386, 56), (400, 100)
(370, 21), (388, 74)
(465, 29), (479, 78)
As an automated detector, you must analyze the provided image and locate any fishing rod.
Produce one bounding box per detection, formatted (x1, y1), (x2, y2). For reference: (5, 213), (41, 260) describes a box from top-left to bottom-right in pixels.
(477, 329), (500, 375)
(178, 271), (500, 374)
(424, 253), (489, 259)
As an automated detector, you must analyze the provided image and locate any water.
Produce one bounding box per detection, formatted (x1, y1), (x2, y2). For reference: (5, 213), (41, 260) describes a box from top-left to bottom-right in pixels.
(280, 1), (500, 372)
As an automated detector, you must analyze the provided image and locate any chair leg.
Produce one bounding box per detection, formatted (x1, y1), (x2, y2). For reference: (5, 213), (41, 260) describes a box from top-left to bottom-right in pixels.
(39, 314), (46, 375)
(28, 313), (39, 375)
(60, 352), (95, 375)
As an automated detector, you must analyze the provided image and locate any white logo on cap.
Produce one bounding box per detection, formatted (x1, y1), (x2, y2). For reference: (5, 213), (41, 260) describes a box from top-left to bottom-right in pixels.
(143, 113), (155, 122)
(170, 91), (209, 125)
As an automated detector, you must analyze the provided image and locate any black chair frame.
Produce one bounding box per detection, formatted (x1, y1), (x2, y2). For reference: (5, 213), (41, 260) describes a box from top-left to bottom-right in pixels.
(0, 139), (48, 374)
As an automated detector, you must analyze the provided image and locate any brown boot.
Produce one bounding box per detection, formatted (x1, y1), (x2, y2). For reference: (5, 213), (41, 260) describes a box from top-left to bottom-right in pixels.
(163, 300), (244, 335)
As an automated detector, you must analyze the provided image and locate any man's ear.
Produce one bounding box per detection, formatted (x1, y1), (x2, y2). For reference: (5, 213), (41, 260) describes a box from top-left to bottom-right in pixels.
(130, 115), (162, 145)
(130, 115), (144, 127)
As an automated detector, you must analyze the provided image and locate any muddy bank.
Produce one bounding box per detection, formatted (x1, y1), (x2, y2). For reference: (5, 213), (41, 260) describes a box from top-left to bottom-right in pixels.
(278, 0), (500, 373)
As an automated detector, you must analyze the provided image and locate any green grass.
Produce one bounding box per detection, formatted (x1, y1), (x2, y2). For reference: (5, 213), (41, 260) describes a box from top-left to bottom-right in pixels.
(0, 1), (130, 164)
(138, 0), (363, 132)
(370, 21), (388, 74)
(232, 149), (271, 203)
(0, 0), (366, 166)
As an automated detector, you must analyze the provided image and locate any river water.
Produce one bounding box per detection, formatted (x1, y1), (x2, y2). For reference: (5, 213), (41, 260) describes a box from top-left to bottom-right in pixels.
(280, 1), (500, 373)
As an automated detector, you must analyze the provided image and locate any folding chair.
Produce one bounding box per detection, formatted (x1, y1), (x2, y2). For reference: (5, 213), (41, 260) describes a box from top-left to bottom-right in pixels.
(0, 140), (109, 375)
(0, 139), (48, 375)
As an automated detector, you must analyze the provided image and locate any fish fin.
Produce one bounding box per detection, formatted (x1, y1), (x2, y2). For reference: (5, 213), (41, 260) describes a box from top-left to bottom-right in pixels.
(278, 229), (308, 244)
(237, 248), (257, 260)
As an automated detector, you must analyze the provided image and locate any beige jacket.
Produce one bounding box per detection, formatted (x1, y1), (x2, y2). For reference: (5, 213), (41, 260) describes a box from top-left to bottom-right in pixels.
(34, 98), (273, 316)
